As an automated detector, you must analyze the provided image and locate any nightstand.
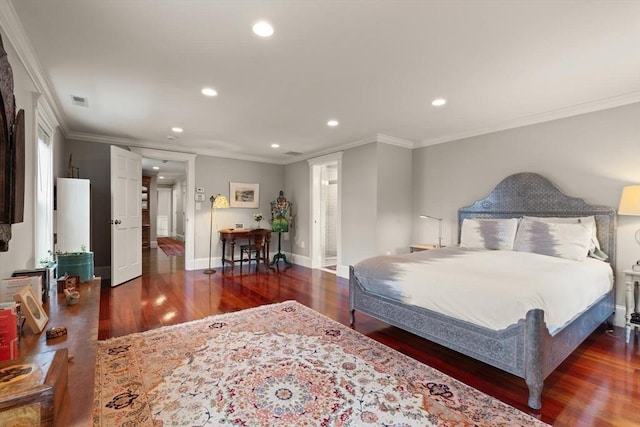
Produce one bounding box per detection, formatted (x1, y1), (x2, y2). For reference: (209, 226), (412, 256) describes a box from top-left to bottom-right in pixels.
(624, 269), (640, 343)
(410, 244), (440, 253)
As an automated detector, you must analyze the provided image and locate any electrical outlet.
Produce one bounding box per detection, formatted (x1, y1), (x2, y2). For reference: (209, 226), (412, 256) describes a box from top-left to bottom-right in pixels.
(195, 194), (205, 202)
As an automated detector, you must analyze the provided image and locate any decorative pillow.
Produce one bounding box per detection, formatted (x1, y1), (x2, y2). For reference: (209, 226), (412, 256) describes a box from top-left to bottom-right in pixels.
(514, 218), (593, 261)
(460, 218), (519, 250)
(522, 215), (606, 260)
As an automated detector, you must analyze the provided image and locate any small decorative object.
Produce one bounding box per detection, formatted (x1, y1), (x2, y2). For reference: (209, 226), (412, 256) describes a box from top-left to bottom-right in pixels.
(253, 212), (263, 228)
(13, 286), (48, 334)
(64, 288), (80, 306)
(45, 326), (67, 340)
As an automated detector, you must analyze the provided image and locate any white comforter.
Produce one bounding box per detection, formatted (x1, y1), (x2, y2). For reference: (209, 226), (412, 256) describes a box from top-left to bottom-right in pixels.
(357, 248), (613, 334)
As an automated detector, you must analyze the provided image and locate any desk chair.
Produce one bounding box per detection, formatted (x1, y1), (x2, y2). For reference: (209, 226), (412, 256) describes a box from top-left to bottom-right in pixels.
(240, 229), (270, 273)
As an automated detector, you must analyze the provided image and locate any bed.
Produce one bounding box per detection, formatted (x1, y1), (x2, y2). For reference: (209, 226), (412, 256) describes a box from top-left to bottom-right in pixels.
(349, 172), (616, 409)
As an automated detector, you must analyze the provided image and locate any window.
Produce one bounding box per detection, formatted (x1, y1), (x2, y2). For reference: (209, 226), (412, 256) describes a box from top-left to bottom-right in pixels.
(35, 124), (52, 264)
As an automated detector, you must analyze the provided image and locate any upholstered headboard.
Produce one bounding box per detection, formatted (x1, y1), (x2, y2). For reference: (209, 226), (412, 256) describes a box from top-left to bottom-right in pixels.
(458, 172), (616, 268)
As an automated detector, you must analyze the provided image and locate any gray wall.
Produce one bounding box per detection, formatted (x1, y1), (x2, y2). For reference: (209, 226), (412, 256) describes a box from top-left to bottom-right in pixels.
(194, 155), (286, 261)
(376, 143), (412, 256)
(284, 160), (309, 257)
(285, 141), (413, 271)
(342, 144), (378, 265)
(412, 102), (640, 308)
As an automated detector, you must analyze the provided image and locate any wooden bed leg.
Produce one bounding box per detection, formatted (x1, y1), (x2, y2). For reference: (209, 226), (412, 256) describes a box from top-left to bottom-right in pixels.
(525, 376), (543, 410)
(525, 309), (544, 410)
(350, 309), (355, 325)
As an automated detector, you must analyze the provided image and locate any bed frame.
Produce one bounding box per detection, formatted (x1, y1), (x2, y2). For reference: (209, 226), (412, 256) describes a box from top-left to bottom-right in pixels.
(349, 172), (616, 409)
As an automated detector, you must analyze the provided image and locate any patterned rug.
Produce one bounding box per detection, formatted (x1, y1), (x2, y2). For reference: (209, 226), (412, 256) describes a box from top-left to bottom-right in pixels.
(156, 237), (185, 256)
(93, 301), (548, 426)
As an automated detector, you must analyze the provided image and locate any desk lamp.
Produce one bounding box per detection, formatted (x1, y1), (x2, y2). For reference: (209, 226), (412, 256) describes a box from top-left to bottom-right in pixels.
(419, 214), (443, 248)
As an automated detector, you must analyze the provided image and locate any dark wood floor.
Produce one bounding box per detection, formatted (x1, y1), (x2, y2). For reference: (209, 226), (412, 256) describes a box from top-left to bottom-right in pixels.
(95, 248), (640, 426)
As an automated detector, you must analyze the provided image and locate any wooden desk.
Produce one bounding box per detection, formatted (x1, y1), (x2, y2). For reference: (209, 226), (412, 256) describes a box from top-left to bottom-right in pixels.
(219, 229), (271, 270)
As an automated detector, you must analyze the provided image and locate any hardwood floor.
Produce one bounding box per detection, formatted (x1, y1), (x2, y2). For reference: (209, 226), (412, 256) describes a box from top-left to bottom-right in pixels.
(94, 249), (640, 426)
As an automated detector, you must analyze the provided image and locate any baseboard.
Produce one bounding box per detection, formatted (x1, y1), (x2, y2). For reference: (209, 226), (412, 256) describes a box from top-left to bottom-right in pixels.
(336, 265), (349, 278)
(614, 304), (625, 328)
(289, 253), (311, 268)
(95, 266), (110, 281)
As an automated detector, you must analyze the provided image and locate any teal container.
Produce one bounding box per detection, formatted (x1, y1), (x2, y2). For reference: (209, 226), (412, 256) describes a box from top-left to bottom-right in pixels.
(57, 252), (94, 282)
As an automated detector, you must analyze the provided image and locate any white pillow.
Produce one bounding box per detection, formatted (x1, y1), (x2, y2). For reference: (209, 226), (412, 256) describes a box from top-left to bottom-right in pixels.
(460, 218), (519, 250)
(514, 218), (593, 261)
(522, 215), (606, 260)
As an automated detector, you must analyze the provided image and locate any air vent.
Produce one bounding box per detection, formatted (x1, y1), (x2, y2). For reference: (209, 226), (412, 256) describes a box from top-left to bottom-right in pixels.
(285, 151), (303, 156)
(70, 95), (88, 107)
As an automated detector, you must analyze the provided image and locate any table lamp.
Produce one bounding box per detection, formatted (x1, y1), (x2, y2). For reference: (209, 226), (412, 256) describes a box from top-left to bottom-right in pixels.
(618, 185), (640, 271)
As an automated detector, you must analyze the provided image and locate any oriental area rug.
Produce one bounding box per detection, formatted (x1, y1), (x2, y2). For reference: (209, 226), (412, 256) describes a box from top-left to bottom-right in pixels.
(93, 301), (548, 426)
(156, 237), (185, 256)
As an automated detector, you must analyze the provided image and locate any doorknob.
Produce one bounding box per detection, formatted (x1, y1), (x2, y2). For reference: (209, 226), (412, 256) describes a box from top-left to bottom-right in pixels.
(114, 219), (122, 225)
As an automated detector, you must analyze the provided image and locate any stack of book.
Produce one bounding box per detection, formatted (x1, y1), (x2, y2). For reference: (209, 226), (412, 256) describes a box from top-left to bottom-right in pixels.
(0, 302), (19, 362)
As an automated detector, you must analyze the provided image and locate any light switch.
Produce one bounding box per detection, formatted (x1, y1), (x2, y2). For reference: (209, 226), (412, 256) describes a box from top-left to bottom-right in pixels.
(196, 187), (205, 193)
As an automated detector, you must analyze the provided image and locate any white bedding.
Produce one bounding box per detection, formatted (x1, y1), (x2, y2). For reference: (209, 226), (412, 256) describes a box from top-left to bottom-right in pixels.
(358, 248), (613, 334)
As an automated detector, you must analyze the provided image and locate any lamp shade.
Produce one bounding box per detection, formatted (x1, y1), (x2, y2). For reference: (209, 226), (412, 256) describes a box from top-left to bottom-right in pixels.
(212, 194), (230, 209)
(618, 185), (640, 216)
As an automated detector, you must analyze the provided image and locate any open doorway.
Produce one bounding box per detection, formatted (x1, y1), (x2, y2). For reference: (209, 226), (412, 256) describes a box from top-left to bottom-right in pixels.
(132, 148), (196, 270)
(309, 152), (342, 273)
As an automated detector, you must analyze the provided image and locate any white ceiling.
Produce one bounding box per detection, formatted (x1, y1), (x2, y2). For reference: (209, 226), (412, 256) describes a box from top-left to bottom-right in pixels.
(5, 0), (640, 164)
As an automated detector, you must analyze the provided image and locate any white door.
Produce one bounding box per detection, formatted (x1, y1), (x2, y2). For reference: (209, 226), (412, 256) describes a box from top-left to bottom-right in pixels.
(110, 146), (142, 286)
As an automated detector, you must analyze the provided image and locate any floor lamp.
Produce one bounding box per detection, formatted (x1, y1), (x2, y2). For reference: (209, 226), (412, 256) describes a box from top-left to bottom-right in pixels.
(204, 194), (230, 274)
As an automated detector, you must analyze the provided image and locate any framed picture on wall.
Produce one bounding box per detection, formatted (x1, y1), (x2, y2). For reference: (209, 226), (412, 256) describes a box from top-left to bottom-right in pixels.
(229, 182), (259, 208)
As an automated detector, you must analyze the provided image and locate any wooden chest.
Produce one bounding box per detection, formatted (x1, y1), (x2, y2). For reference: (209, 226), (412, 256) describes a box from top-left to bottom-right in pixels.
(0, 349), (68, 426)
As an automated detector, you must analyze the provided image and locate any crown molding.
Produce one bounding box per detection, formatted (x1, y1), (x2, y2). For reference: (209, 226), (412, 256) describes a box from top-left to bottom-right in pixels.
(0, 0), (66, 131)
(375, 133), (415, 149)
(65, 131), (286, 165)
(416, 92), (640, 148)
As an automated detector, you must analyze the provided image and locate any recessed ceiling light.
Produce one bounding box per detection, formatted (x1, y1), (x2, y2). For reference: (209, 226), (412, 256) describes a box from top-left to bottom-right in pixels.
(327, 119), (339, 127)
(171, 127), (183, 133)
(201, 87), (218, 97)
(158, 176), (165, 180)
(253, 21), (274, 37)
(152, 166), (160, 170)
(271, 143), (280, 148)
(431, 98), (447, 107)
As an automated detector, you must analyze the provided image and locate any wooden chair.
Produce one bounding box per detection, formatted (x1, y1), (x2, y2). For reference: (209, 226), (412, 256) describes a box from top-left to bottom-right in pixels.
(240, 229), (271, 273)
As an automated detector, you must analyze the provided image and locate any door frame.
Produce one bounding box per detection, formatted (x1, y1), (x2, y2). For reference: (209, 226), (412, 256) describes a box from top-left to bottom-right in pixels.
(308, 152), (342, 271)
(130, 148), (196, 269)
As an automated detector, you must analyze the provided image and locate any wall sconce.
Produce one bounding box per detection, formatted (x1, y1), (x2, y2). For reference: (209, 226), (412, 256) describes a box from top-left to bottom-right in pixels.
(618, 185), (640, 271)
(204, 194), (230, 274)
(419, 214), (443, 248)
